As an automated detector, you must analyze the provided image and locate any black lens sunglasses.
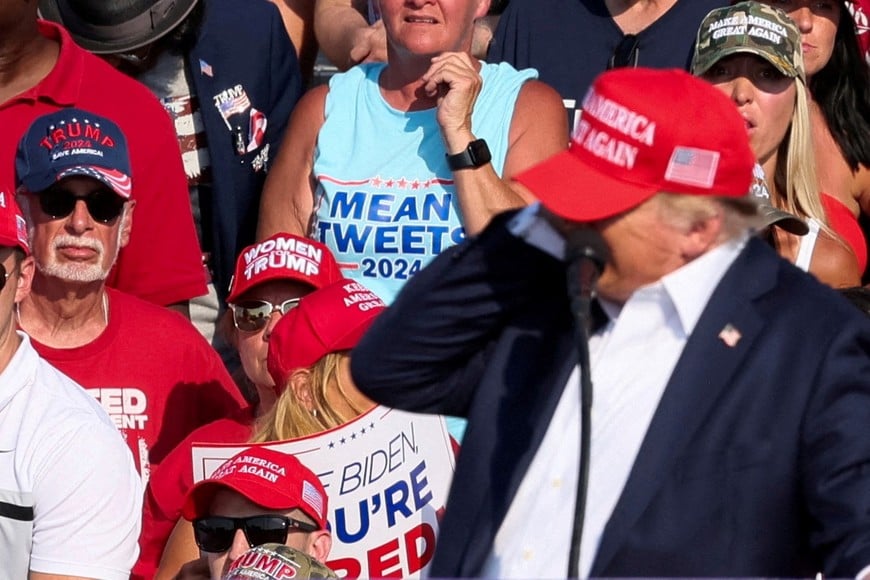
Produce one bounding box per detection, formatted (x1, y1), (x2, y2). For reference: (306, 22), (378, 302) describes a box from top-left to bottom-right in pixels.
(608, 34), (640, 70)
(193, 515), (318, 553)
(37, 187), (126, 224)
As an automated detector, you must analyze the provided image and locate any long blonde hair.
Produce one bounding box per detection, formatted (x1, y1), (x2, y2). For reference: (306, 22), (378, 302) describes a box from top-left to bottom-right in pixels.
(775, 79), (831, 234)
(251, 352), (368, 442)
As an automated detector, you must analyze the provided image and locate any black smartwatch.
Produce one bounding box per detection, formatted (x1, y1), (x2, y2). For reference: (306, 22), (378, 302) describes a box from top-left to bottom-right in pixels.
(446, 139), (492, 171)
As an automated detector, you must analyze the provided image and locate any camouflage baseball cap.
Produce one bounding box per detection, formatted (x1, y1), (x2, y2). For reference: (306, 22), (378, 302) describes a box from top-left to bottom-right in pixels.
(223, 544), (338, 579)
(692, 1), (805, 82)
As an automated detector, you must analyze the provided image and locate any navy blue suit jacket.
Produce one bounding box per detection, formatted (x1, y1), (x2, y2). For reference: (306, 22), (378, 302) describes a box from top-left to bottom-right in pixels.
(188, 0), (302, 302)
(352, 211), (870, 577)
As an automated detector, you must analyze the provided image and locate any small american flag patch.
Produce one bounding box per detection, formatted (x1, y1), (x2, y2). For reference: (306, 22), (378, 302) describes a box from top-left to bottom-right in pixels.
(665, 147), (720, 188)
(302, 480), (324, 519)
(718, 323), (742, 348)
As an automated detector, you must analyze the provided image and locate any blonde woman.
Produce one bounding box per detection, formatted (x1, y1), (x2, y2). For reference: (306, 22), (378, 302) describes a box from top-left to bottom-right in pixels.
(254, 279), (387, 442)
(155, 279), (385, 578)
(692, 1), (861, 286)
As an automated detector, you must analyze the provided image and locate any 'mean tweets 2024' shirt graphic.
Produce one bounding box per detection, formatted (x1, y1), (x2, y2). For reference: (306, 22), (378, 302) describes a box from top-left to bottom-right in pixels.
(311, 61), (534, 303)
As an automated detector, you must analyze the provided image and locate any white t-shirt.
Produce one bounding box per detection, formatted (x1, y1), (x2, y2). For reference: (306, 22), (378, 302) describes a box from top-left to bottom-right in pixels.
(0, 333), (142, 580)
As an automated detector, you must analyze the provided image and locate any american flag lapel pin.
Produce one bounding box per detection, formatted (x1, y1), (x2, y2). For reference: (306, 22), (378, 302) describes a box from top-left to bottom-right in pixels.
(718, 323), (742, 348)
(199, 59), (214, 77)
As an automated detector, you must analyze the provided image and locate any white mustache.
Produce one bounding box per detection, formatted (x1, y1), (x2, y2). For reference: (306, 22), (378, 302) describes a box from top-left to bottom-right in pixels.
(52, 235), (103, 254)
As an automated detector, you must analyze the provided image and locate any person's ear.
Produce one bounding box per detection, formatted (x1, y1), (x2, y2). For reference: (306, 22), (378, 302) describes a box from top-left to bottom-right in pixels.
(289, 369), (315, 411)
(118, 200), (136, 248)
(305, 530), (332, 562)
(474, 0), (492, 20)
(14, 255), (34, 303)
(682, 210), (723, 260)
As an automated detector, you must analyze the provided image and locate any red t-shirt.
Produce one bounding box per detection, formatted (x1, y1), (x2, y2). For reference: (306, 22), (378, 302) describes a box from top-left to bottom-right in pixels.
(0, 21), (206, 306)
(133, 408), (256, 580)
(28, 288), (246, 481)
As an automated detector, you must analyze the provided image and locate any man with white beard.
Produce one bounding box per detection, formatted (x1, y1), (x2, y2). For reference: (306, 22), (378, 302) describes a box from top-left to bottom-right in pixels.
(13, 107), (246, 486)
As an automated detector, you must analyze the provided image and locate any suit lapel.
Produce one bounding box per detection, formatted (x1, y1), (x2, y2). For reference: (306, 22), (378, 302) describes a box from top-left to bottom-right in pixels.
(591, 239), (780, 575)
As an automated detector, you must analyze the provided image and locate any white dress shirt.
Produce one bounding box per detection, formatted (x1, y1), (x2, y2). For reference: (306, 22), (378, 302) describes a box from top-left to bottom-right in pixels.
(484, 205), (747, 578)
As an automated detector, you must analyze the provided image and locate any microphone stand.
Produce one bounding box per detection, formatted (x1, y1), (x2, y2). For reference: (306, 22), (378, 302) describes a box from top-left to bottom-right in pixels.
(564, 231), (608, 579)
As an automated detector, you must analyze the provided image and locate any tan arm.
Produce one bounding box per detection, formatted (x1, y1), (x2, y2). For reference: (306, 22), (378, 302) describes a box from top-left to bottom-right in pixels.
(256, 85), (328, 240)
(427, 53), (568, 235)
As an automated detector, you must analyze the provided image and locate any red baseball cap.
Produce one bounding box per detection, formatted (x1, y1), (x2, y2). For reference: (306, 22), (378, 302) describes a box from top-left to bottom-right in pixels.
(515, 68), (755, 222)
(182, 446), (328, 529)
(0, 190), (30, 255)
(227, 234), (343, 303)
(267, 280), (386, 391)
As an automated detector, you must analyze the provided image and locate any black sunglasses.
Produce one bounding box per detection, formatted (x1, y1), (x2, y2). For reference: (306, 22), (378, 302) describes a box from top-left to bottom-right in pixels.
(193, 515), (318, 553)
(230, 298), (302, 332)
(608, 34), (640, 70)
(37, 188), (126, 224)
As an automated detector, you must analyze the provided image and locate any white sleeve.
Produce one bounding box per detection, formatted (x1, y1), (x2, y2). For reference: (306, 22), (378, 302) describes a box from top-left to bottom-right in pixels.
(28, 419), (143, 580)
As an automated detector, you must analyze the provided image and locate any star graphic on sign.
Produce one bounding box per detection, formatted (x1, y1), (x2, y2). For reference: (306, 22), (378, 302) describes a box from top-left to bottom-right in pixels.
(328, 442), (335, 449)
(370, 422), (375, 430)
(397, 178), (407, 189)
(351, 432), (357, 440)
(360, 427), (367, 435)
(411, 180), (421, 190)
(385, 179), (394, 188)
(340, 437), (346, 445)
(371, 177), (382, 187)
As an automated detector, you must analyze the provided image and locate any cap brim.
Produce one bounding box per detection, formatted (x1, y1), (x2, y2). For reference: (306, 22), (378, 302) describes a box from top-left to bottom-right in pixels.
(182, 479), (309, 522)
(227, 269), (318, 304)
(693, 45), (799, 79)
(514, 148), (659, 222)
(56, 166), (132, 199)
(38, 0), (199, 55)
(758, 204), (809, 235)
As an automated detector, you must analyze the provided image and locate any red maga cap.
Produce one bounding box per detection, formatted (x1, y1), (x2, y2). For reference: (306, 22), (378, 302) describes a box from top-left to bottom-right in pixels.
(515, 68), (755, 222)
(182, 446), (328, 529)
(0, 190), (30, 255)
(227, 234), (343, 303)
(267, 280), (386, 391)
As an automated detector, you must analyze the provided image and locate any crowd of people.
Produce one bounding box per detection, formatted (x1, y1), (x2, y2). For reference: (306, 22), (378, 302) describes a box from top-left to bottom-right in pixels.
(1, 0), (869, 578)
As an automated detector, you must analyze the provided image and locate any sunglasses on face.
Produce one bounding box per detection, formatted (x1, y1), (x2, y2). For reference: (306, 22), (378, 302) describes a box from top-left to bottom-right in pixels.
(231, 298), (302, 332)
(193, 515), (318, 553)
(608, 34), (640, 70)
(37, 188), (126, 224)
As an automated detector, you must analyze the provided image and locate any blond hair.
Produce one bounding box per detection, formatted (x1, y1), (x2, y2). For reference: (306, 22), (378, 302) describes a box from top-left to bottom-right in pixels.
(655, 193), (764, 242)
(251, 352), (367, 442)
(775, 80), (832, 236)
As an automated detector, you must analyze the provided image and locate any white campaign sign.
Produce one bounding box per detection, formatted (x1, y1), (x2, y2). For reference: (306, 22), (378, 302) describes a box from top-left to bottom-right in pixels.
(191, 406), (455, 578)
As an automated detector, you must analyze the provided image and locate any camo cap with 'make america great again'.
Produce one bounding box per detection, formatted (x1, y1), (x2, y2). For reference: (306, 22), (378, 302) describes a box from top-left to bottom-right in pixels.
(692, 1), (805, 82)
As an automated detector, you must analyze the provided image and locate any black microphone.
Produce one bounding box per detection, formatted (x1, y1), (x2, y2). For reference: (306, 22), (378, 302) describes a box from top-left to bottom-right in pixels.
(565, 229), (609, 332)
(563, 227), (609, 579)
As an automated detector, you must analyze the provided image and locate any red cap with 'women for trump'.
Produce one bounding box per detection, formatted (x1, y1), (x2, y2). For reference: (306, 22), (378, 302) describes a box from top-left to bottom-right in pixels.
(514, 68), (755, 222)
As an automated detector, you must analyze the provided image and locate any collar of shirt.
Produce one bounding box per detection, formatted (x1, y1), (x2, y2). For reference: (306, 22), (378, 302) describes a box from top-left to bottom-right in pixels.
(598, 235), (748, 336)
(7, 21), (82, 108)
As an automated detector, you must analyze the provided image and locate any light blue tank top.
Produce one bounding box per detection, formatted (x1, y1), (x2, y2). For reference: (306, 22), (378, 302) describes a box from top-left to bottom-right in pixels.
(311, 61), (536, 304)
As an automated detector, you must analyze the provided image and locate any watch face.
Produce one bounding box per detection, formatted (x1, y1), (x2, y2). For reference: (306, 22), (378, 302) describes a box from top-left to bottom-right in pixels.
(447, 139), (491, 170)
(469, 139), (492, 166)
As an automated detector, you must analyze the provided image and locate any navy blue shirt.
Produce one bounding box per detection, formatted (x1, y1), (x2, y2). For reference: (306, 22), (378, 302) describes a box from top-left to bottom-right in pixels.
(488, 0), (727, 130)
